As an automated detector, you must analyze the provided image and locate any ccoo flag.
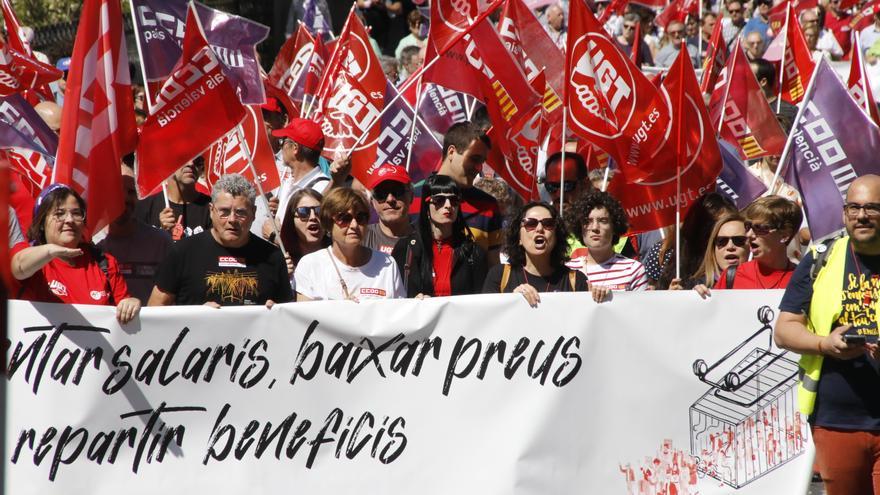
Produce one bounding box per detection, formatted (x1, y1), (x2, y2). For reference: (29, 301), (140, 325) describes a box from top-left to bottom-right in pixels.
(782, 59), (880, 240)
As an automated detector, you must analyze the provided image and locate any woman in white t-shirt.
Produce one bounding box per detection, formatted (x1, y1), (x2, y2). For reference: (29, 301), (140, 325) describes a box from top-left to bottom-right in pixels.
(294, 187), (405, 301)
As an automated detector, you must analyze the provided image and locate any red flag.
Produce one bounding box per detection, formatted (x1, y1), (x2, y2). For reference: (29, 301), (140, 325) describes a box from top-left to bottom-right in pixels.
(1, 0), (59, 102)
(768, 0), (818, 34)
(609, 46), (722, 232)
(700, 15), (728, 94)
(709, 40), (787, 160)
(317, 10), (387, 183)
(136, 4), (246, 198)
(497, 0), (565, 127)
(598, 0), (629, 24)
(779, 2), (815, 104)
(267, 23), (316, 103)
(54, 0), (138, 233)
(205, 106), (280, 193)
(565, 0), (673, 182)
(429, 0), (506, 53)
(848, 39), (880, 127)
(0, 153), (12, 291)
(655, 0), (698, 30)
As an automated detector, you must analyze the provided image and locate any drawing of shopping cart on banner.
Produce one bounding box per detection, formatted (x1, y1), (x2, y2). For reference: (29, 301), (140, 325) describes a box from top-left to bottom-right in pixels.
(689, 306), (808, 488)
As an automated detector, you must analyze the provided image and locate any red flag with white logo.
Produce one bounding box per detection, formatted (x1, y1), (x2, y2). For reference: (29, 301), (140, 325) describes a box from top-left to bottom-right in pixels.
(654, 0), (698, 30)
(317, 10), (387, 184)
(267, 23), (316, 105)
(609, 46), (722, 232)
(54, 0), (138, 233)
(429, 0), (505, 53)
(136, 4), (246, 198)
(1, 0), (60, 102)
(565, 0), (673, 182)
(204, 106), (281, 192)
(848, 38), (880, 127)
(779, 2), (815, 104)
(700, 15), (728, 94)
(496, 0), (565, 127)
(709, 40), (787, 160)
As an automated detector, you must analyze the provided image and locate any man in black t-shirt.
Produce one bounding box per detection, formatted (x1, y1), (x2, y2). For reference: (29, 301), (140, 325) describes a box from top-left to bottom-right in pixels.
(148, 174), (292, 307)
(135, 159), (212, 241)
(776, 175), (880, 495)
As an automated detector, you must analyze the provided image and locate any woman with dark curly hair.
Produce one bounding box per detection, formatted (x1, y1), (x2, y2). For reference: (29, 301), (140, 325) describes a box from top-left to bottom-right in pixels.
(392, 175), (487, 298)
(482, 201), (587, 306)
(566, 190), (647, 302)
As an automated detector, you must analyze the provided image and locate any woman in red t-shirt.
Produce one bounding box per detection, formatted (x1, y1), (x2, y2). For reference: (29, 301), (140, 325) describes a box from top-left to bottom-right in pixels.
(391, 174), (487, 298)
(10, 184), (141, 323)
(712, 196), (802, 291)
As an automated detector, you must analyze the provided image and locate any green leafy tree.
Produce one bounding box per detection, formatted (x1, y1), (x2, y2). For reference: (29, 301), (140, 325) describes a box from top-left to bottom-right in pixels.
(9, 0), (81, 28)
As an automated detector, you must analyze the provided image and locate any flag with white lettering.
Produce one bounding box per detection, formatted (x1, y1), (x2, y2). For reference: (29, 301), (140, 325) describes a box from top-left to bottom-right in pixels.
(709, 40), (787, 161)
(429, 0), (505, 54)
(715, 139), (768, 209)
(267, 23), (316, 104)
(782, 60), (880, 240)
(130, 0), (269, 106)
(136, 3), (246, 197)
(0, 94), (58, 197)
(204, 106), (280, 193)
(54, 0), (138, 234)
(847, 41), (880, 127)
(0, 0), (60, 102)
(373, 82), (442, 185)
(779, 3), (815, 105)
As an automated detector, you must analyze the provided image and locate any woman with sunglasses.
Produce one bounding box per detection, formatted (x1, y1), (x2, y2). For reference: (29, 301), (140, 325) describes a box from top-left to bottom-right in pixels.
(10, 184), (141, 323)
(713, 196), (802, 290)
(294, 187), (405, 301)
(483, 202), (587, 307)
(278, 189), (330, 287)
(566, 190), (647, 302)
(684, 214), (750, 297)
(392, 174), (487, 298)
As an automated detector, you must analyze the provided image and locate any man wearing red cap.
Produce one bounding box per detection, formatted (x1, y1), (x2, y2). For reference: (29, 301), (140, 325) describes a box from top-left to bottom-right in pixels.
(259, 118), (350, 239)
(364, 163), (414, 254)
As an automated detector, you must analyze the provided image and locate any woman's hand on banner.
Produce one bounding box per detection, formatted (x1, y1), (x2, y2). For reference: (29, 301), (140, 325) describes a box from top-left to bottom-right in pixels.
(116, 297), (141, 324)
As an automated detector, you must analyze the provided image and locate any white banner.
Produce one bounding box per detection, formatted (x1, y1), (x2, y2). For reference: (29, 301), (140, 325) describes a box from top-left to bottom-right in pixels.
(5, 292), (813, 494)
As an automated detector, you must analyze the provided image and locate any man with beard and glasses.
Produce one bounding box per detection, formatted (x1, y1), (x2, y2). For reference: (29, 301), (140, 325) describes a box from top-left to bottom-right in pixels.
(775, 175), (880, 495)
(364, 163), (413, 255)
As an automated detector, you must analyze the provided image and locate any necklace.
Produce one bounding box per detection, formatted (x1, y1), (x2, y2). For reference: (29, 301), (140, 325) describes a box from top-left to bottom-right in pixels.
(851, 243), (875, 308)
(756, 262), (792, 289)
(523, 267), (553, 292)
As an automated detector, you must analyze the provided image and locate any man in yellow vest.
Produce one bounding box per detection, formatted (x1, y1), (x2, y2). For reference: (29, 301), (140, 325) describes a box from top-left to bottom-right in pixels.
(776, 174), (880, 495)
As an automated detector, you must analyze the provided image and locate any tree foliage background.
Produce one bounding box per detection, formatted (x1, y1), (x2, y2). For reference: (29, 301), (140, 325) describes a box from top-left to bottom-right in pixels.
(10, 0), (82, 28)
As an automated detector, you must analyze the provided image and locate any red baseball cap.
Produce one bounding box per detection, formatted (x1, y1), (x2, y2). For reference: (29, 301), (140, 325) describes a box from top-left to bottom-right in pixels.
(271, 118), (324, 150)
(365, 163), (411, 190)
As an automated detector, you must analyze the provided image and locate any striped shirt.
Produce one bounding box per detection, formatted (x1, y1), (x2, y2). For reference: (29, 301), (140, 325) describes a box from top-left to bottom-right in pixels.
(567, 250), (648, 291)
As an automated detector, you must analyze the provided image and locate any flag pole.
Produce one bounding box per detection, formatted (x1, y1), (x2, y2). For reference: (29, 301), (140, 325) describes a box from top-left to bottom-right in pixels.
(776, 4), (790, 114)
(767, 53), (822, 196)
(697, 5), (703, 70)
(674, 41), (686, 281)
(857, 36), (871, 116)
(403, 74), (424, 172)
(234, 124), (289, 258)
(559, 108), (568, 216)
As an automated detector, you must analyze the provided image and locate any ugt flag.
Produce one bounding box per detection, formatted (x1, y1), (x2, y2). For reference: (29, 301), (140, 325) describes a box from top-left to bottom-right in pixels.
(131, 0), (269, 106)
(782, 59), (880, 240)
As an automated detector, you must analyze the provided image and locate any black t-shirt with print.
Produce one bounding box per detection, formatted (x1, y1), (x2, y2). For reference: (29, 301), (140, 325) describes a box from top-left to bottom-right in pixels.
(154, 231), (293, 306)
(482, 264), (588, 293)
(135, 192), (212, 240)
(779, 246), (880, 430)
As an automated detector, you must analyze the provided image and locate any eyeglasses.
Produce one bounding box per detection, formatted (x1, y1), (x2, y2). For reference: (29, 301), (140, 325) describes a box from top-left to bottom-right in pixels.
(215, 207), (251, 220)
(50, 208), (85, 222)
(623, 24), (637, 30)
(744, 221), (777, 236)
(333, 211), (369, 227)
(715, 235), (748, 248)
(668, 30), (684, 36)
(426, 194), (461, 208)
(373, 184), (407, 202)
(727, 8), (742, 13)
(521, 217), (558, 231)
(544, 180), (578, 194)
(844, 202), (880, 218)
(294, 206), (320, 220)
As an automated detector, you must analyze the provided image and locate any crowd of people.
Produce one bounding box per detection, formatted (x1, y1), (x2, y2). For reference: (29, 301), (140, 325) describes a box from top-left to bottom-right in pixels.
(5, 0), (880, 492)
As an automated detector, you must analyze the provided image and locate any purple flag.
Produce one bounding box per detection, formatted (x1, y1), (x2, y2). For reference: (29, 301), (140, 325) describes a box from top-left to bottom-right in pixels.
(715, 139), (767, 209)
(0, 94), (58, 194)
(372, 82), (442, 185)
(131, 0), (269, 105)
(782, 59), (880, 240)
(415, 83), (472, 140)
(302, 0), (332, 38)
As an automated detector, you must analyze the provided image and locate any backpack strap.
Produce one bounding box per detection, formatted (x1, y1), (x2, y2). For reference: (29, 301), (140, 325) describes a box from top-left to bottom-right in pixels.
(725, 265), (737, 290)
(305, 174), (330, 191)
(810, 237), (840, 282)
(568, 271), (577, 291)
(500, 264), (512, 293)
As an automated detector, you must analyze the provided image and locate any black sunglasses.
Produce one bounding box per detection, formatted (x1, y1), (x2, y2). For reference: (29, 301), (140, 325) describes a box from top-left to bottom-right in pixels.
(715, 235), (747, 248)
(744, 221), (777, 236)
(427, 195), (461, 208)
(544, 180), (577, 194)
(333, 211), (370, 227)
(521, 218), (558, 231)
(373, 184), (407, 202)
(295, 206), (320, 220)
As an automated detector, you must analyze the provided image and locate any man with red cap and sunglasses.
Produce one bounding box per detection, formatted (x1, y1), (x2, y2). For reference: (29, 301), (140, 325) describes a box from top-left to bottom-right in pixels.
(364, 163), (414, 255)
(258, 118), (350, 242)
